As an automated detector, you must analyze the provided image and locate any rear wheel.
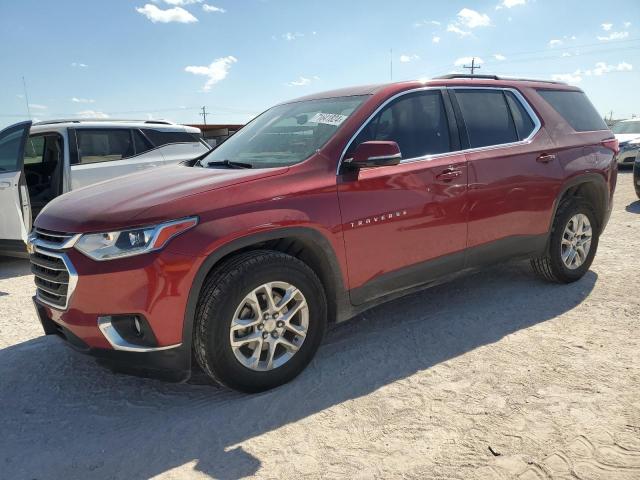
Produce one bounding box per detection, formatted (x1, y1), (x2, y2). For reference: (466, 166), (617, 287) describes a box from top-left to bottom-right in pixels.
(531, 198), (599, 283)
(193, 250), (327, 392)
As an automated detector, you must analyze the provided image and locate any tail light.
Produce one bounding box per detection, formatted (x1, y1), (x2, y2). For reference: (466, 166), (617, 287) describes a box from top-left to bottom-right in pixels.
(601, 138), (619, 155)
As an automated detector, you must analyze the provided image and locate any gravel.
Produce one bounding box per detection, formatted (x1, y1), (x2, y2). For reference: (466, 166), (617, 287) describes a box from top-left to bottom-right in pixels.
(1, 170), (639, 480)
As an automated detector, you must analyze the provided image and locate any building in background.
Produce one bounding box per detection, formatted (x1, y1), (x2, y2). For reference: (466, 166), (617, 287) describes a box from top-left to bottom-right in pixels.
(188, 124), (244, 148)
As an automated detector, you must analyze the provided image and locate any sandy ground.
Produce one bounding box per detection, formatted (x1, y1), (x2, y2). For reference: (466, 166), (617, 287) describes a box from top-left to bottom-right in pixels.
(1, 170), (639, 480)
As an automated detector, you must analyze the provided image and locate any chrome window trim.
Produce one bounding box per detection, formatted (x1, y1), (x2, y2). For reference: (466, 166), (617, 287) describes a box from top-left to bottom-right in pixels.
(97, 316), (182, 352)
(32, 246), (78, 311)
(336, 85), (542, 174)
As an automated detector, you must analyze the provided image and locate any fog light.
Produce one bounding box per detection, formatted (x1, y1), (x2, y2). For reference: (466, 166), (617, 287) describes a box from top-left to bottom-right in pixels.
(134, 317), (142, 336)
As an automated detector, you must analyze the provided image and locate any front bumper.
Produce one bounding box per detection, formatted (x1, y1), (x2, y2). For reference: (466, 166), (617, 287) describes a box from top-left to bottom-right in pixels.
(30, 244), (204, 381)
(616, 147), (638, 165)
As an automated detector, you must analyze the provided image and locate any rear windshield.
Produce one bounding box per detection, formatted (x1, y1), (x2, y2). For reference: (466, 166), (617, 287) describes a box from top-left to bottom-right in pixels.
(537, 90), (607, 132)
(611, 120), (640, 135)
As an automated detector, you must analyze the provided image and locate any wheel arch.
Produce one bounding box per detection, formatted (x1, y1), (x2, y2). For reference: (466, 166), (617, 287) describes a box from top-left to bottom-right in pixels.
(551, 173), (609, 234)
(181, 227), (348, 360)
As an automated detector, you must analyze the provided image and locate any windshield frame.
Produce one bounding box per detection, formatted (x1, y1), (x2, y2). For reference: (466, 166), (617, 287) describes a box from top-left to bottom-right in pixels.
(197, 94), (371, 169)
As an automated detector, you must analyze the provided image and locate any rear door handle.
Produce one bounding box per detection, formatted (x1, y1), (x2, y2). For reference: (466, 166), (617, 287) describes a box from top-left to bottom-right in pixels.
(536, 153), (556, 163)
(436, 168), (462, 182)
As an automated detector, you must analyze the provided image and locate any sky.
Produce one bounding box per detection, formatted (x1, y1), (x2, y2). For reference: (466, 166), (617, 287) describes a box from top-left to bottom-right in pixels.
(1, 0), (639, 129)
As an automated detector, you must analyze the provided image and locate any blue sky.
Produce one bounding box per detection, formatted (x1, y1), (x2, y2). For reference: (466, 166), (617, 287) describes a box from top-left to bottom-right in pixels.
(1, 0), (638, 128)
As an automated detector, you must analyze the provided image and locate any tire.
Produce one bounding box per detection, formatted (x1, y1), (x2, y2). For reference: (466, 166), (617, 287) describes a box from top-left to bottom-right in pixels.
(531, 198), (600, 284)
(193, 250), (327, 393)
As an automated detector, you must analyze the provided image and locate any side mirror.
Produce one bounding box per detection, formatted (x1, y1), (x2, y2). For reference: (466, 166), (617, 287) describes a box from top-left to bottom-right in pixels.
(347, 141), (402, 169)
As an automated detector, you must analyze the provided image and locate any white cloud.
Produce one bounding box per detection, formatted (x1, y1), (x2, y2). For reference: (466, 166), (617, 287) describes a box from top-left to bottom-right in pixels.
(185, 56), (237, 91)
(561, 52), (572, 57)
(283, 32), (304, 41)
(456, 8), (491, 28)
(29, 104), (47, 110)
(496, 0), (526, 9)
(414, 19), (441, 28)
(136, 4), (198, 23)
(548, 39), (563, 47)
(590, 61), (633, 76)
(454, 56), (484, 67)
(551, 71), (582, 84)
(286, 76), (316, 87)
(597, 31), (629, 41)
(447, 24), (471, 37)
(77, 110), (110, 119)
(71, 97), (95, 104)
(399, 54), (420, 63)
(202, 4), (225, 13)
(71, 62), (88, 68)
(601, 23), (613, 31)
(432, 36), (441, 44)
(493, 53), (506, 60)
(624, 22), (631, 28)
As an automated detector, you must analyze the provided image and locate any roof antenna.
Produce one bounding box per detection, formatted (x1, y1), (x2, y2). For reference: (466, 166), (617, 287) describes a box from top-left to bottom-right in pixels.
(22, 76), (32, 119)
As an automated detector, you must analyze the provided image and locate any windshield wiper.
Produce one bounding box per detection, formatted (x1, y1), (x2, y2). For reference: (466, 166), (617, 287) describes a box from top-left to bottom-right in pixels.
(205, 159), (253, 169)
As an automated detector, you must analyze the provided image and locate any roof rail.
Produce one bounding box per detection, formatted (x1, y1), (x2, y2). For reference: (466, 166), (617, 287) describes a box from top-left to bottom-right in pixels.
(433, 74), (567, 85)
(33, 119), (175, 126)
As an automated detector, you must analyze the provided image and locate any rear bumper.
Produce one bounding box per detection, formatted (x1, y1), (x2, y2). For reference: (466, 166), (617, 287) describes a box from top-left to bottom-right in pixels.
(34, 297), (191, 381)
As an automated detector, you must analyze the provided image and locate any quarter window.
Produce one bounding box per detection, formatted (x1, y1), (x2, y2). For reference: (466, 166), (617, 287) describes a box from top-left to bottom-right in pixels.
(454, 89), (518, 148)
(537, 90), (607, 132)
(141, 129), (200, 146)
(76, 129), (135, 164)
(505, 91), (536, 140)
(350, 90), (451, 159)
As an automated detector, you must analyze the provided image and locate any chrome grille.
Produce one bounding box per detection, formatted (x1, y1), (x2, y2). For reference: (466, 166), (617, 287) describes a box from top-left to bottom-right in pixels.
(28, 229), (80, 310)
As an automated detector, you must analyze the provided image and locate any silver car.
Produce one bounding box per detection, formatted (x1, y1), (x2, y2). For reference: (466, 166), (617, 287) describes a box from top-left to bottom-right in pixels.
(611, 119), (640, 166)
(0, 119), (210, 256)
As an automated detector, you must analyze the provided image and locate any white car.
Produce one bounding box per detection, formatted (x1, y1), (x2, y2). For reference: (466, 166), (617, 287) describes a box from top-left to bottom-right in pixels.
(0, 119), (210, 257)
(611, 119), (640, 166)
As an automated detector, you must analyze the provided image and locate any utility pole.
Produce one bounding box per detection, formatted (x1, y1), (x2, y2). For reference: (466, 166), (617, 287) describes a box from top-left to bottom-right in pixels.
(463, 57), (481, 75)
(200, 106), (209, 126)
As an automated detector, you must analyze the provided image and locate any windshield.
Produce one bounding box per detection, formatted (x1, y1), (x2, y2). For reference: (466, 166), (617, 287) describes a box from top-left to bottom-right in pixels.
(200, 95), (368, 168)
(612, 120), (640, 135)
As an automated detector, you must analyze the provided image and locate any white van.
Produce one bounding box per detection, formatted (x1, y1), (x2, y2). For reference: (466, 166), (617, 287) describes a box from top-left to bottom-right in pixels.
(0, 119), (210, 256)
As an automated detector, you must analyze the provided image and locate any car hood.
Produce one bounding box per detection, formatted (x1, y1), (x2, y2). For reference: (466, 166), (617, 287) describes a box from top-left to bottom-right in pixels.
(35, 165), (286, 232)
(614, 133), (640, 144)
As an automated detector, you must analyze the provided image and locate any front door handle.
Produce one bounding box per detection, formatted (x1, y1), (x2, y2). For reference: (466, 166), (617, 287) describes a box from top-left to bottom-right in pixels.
(536, 153), (556, 163)
(0, 181), (12, 189)
(436, 168), (462, 182)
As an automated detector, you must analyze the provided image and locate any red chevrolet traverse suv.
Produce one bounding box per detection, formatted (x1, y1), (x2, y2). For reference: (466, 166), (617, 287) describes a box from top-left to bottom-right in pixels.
(25, 75), (617, 392)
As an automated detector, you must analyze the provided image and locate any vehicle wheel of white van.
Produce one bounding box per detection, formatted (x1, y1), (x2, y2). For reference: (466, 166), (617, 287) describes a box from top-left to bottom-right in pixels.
(193, 250), (327, 392)
(531, 198), (599, 283)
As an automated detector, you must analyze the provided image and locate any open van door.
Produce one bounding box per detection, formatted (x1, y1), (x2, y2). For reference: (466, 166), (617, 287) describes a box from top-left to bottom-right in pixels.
(0, 121), (32, 256)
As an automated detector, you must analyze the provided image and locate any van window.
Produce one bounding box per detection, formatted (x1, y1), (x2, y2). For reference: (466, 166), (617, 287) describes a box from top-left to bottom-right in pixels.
(142, 129), (200, 146)
(349, 90), (451, 159)
(454, 89), (518, 148)
(24, 136), (46, 165)
(505, 91), (536, 140)
(537, 90), (607, 132)
(0, 126), (27, 172)
(76, 129), (135, 164)
(133, 130), (153, 155)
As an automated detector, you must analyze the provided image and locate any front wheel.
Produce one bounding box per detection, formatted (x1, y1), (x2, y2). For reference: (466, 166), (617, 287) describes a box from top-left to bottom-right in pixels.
(193, 250), (327, 392)
(531, 198), (600, 283)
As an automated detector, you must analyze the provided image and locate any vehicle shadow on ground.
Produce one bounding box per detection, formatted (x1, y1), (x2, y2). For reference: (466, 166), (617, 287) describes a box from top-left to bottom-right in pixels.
(0, 262), (597, 480)
(625, 200), (640, 214)
(0, 256), (31, 280)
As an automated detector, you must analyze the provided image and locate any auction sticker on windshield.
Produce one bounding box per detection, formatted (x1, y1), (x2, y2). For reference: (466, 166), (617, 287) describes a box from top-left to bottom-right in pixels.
(309, 113), (348, 126)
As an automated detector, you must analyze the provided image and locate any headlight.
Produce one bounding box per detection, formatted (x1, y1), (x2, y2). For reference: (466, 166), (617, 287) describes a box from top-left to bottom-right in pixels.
(75, 217), (198, 261)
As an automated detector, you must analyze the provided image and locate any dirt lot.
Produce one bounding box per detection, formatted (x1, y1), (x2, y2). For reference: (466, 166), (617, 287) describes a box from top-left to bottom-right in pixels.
(1, 171), (639, 480)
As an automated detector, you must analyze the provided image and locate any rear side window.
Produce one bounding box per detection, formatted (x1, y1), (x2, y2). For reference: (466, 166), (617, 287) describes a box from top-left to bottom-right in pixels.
(349, 90), (451, 159)
(454, 89), (518, 148)
(76, 129), (135, 164)
(537, 90), (607, 132)
(133, 130), (153, 155)
(142, 129), (200, 146)
(505, 92), (536, 140)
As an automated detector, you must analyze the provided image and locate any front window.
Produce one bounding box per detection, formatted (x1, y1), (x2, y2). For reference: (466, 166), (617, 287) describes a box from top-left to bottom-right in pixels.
(200, 95), (368, 168)
(612, 120), (640, 135)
